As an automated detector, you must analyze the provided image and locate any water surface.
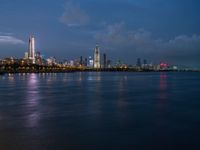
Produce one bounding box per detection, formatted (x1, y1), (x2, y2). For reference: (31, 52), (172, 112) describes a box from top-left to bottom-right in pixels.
(0, 72), (200, 150)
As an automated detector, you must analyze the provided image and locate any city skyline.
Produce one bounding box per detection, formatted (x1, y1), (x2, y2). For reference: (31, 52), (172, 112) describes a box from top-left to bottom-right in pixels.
(0, 0), (200, 67)
(0, 35), (177, 69)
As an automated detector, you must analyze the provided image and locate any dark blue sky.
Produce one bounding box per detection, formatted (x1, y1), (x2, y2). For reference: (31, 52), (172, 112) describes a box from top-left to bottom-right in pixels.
(0, 0), (200, 66)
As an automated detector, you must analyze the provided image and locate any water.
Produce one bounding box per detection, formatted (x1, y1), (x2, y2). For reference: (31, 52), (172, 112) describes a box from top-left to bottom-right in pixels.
(0, 72), (200, 150)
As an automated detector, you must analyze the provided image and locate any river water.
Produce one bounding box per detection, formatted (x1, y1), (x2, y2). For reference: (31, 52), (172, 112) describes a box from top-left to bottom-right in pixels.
(0, 72), (200, 150)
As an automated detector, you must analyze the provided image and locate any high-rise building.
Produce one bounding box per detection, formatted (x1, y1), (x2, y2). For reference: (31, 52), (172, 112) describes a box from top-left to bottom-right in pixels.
(47, 57), (56, 66)
(80, 56), (83, 66)
(143, 59), (147, 65)
(103, 53), (107, 68)
(84, 58), (88, 67)
(107, 60), (111, 68)
(28, 36), (36, 64)
(35, 51), (43, 65)
(137, 58), (141, 67)
(94, 45), (101, 69)
(89, 56), (93, 67)
(24, 52), (28, 59)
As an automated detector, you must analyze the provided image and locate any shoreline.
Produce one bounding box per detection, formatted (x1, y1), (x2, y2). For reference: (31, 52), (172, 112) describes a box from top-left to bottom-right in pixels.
(1, 64), (199, 74)
(1, 69), (200, 74)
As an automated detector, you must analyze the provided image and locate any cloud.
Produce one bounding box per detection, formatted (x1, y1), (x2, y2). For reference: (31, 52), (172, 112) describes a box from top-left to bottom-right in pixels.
(60, 1), (90, 27)
(94, 22), (160, 55)
(0, 32), (13, 36)
(0, 35), (25, 45)
(162, 35), (200, 58)
(95, 23), (155, 48)
(95, 23), (200, 65)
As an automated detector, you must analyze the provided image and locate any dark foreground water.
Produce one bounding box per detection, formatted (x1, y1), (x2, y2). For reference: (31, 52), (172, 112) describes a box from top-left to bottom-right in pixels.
(0, 72), (200, 150)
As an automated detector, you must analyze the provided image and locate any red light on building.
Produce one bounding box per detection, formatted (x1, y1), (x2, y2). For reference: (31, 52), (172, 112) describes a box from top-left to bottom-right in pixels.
(160, 63), (168, 68)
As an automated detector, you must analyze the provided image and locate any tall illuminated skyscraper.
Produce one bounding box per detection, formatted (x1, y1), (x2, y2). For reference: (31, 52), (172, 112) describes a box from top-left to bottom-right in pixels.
(28, 36), (36, 64)
(94, 45), (101, 69)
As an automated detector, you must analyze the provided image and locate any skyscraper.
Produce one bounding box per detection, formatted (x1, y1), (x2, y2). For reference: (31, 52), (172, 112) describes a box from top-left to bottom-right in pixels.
(94, 45), (101, 69)
(80, 56), (83, 66)
(28, 36), (36, 64)
(137, 58), (141, 67)
(89, 56), (93, 68)
(84, 58), (88, 67)
(103, 53), (107, 68)
(143, 59), (147, 65)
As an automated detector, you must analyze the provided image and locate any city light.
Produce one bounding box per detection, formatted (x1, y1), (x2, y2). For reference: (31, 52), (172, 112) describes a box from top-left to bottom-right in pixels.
(0, 36), (199, 74)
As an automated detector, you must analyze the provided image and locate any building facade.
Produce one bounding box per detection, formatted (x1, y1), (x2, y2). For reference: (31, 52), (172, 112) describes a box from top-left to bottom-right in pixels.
(93, 45), (101, 69)
(28, 36), (36, 64)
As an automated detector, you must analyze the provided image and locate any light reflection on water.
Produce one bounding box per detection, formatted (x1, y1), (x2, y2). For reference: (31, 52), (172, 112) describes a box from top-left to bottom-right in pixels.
(25, 73), (41, 127)
(87, 72), (101, 81)
(0, 72), (200, 149)
(117, 75), (128, 108)
(159, 73), (168, 100)
(8, 73), (15, 83)
(157, 73), (169, 111)
(26, 74), (40, 107)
